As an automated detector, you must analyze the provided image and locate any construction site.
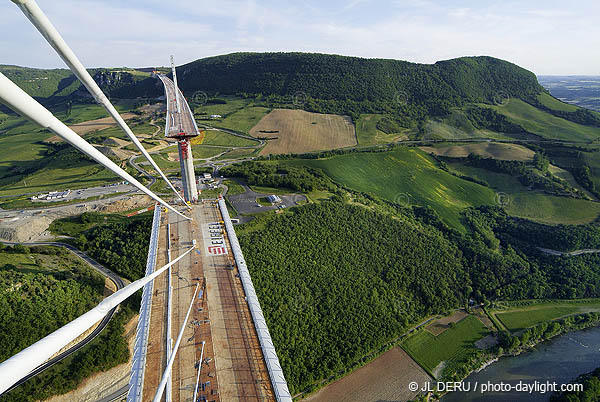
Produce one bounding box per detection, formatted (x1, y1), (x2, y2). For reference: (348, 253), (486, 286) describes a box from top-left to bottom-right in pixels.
(137, 200), (278, 402)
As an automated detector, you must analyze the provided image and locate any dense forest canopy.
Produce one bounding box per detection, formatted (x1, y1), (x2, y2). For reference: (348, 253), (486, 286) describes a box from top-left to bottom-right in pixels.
(236, 197), (600, 392)
(178, 53), (542, 105)
(176, 53), (543, 119)
(0, 244), (104, 362)
(237, 202), (468, 392)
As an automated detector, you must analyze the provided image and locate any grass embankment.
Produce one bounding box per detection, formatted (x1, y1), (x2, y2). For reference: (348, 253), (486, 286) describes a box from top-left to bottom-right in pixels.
(216, 147), (262, 160)
(199, 187), (224, 198)
(192, 146), (230, 159)
(284, 147), (496, 230)
(256, 196), (272, 206)
(402, 315), (489, 377)
(223, 179), (245, 195)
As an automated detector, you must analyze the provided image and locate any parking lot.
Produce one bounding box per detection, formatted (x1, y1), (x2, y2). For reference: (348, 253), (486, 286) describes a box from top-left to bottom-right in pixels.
(225, 183), (306, 215)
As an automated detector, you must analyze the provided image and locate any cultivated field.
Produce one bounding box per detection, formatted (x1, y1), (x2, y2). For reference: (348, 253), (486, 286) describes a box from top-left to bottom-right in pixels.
(448, 163), (600, 224)
(284, 148), (496, 230)
(489, 99), (600, 141)
(68, 113), (136, 135)
(219, 106), (271, 133)
(421, 142), (535, 161)
(402, 315), (489, 378)
(494, 300), (600, 333)
(505, 193), (600, 225)
(303, 347), (432, 402)
(423, 119), (512, 141)
(251, 109), (357, 155)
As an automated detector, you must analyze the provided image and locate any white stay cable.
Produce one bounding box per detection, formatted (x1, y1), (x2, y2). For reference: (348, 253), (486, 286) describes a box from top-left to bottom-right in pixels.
(10, 0), (191, 208)
(0, 246), (195, 395)
(0, 73), (190, 221)
(152, 284), (199, 402)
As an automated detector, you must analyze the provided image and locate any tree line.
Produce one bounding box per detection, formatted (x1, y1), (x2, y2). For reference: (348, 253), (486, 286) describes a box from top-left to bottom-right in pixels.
(221, 162), (333, 193)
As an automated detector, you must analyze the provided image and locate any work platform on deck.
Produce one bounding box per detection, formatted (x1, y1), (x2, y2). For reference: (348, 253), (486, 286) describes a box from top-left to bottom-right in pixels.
(140, 202), (275, 402)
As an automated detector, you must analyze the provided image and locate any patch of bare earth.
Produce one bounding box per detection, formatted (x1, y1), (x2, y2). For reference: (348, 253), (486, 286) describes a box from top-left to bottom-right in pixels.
(93, 145), (135, 161)
(46, 114), (137, 143)
(420, 142), (534, 161)
(432, 361), (447, 380)
(303, 347), (432, 402)
(426, 310), (469, 336)
(251, 109), (357, 155)
(102, 137), (130, 147)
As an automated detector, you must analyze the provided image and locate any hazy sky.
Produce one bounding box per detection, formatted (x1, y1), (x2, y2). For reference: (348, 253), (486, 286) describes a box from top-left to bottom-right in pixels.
(1, 0), (599, 75)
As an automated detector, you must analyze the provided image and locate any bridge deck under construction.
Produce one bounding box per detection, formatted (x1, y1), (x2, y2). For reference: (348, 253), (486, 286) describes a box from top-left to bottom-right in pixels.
(141, 202), (275, 402)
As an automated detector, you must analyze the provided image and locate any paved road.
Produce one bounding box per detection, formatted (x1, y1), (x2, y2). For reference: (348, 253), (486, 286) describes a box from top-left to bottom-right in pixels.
(128, 153), (156, 188)
(538, 247), (600, 257)
(158, 74), (198, 138)
(0, 241), (126, 396)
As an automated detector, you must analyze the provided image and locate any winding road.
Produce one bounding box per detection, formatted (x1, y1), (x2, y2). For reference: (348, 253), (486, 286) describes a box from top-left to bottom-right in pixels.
(537, 247), (600, 257)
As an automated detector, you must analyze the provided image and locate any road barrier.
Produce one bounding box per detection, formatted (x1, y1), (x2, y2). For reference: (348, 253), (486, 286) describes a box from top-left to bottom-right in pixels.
(217, 198), (293, 402)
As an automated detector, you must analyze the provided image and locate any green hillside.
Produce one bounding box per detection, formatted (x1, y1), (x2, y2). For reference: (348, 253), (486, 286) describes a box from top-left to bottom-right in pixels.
(0, 65), (158, 102)
(283, 147), (496, 229)
(487, 99), (600, 141)
(176, 53), (543, 120)
(0, 65), (74, 99)
(448, 163), (600, 225)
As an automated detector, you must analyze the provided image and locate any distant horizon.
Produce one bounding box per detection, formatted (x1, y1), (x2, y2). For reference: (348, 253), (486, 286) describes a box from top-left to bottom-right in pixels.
(1, 0), (599, 76)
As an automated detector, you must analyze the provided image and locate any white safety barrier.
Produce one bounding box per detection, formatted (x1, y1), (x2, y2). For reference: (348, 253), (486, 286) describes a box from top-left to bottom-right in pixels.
(0, 246), (195, 395)
(0, 73), (190, 221)
(126, 205), (161, 402)
(10, 0), (189, 207)
(218, 198), (293, 402)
